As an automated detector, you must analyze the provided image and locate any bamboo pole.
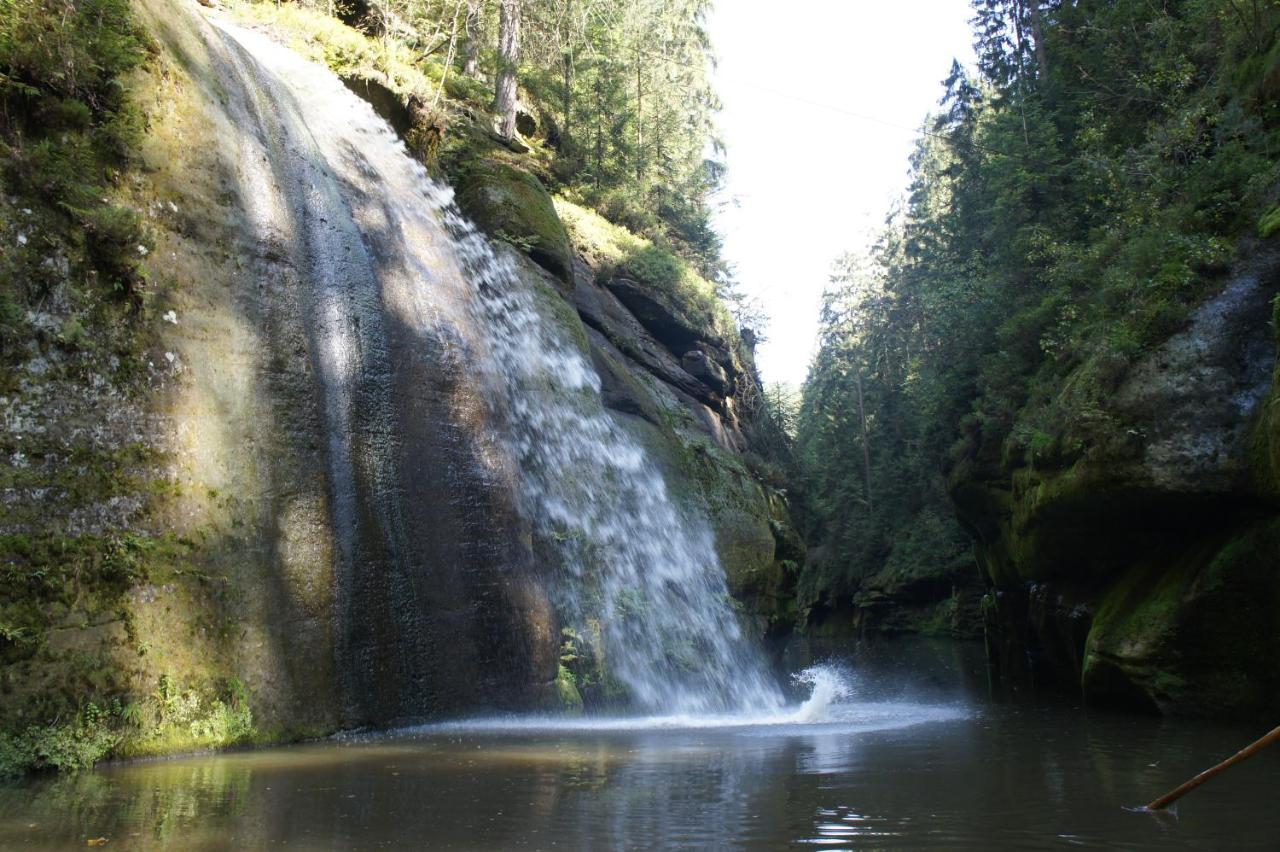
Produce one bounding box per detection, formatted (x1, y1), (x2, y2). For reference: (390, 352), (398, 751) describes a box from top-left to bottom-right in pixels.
(1146, 725), (1280, 811)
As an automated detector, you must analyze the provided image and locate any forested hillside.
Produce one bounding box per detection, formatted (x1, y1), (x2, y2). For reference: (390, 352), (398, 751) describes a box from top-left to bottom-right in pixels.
(328, 0), (728, 276)
(797, 0), (1280, 713)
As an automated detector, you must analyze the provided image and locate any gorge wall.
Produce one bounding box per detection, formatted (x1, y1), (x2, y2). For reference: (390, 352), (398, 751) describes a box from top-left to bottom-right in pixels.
(952, 247), (1280, 717)
(0, 0), (799, 772)
(789, 0), (1280, 721)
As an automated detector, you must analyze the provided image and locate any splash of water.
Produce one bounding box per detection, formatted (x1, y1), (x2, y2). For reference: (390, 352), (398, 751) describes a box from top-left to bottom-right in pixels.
(790, 664), (856, 723)
(207, 16), (782, 715)
(388, 663), (966, 735)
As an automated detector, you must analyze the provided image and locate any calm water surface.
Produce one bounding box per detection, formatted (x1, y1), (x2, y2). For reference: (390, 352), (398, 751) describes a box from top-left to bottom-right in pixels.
(2, 657), (1278, 850)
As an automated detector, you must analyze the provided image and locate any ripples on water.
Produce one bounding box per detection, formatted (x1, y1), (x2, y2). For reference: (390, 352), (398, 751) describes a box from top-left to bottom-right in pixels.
(4, 659), (1280, 850)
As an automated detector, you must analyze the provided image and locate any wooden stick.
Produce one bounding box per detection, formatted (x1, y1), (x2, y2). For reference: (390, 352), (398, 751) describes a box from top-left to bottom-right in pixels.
(1146, 724), (1280, 810)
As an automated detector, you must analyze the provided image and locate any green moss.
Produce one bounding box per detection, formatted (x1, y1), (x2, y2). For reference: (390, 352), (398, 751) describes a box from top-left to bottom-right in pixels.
(1087, 550), (1190, 662)
(1259, 205), (1280, 238)
(456, 159), (573, 283)
(1082, 521), (1280, 715)
(554, 665), (584, 713)
(526, 268), (589, 353)
(0, 0), (155, 370)
(917, 597), (960, 637)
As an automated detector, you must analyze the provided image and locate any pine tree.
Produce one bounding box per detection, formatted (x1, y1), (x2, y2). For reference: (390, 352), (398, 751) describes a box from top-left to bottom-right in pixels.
(494, 0), (520, 140)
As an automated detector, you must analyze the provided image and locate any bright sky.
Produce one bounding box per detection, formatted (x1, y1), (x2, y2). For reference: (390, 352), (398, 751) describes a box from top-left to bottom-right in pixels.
(710, 1), (976, 387)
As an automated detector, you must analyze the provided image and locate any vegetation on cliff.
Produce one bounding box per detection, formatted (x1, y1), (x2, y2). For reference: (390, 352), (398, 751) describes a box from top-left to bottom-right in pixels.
(795, 0), (1280, 707)
(245, 0), (726, 277)
(799, 0), (1280, 596)
(1, 0), (798, 774)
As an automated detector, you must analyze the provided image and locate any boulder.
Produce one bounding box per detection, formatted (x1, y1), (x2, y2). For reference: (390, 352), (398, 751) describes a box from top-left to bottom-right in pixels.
(681, 348), (731, 397)
(455, 159), (573, 286)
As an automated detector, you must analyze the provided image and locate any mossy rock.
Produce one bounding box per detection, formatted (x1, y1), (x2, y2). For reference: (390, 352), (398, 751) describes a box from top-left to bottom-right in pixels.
(1082, 519), (1280, 716)
(455, 159), (573, 286)
(554, 196), (736, 351)
(554, 664), (584, 713)
(609, 398), (791, 635)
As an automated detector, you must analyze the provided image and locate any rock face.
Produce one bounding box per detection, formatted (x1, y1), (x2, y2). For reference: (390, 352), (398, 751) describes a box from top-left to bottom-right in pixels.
(952, 248), (1280, 716)
(455, 159), (574, 286)
(0, 0), (800, 762)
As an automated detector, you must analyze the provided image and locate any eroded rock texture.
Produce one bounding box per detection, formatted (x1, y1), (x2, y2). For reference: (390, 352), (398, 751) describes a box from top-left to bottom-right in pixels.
(953, 249), (1280, 716)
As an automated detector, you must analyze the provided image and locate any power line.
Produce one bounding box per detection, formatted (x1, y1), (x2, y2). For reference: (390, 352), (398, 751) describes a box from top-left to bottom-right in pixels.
(731, 80), (1023, 160)
(579, 40), (1025, 160)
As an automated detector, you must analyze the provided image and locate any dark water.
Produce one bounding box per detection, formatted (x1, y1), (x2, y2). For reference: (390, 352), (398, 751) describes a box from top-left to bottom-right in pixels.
(3, 650), (1278, 850)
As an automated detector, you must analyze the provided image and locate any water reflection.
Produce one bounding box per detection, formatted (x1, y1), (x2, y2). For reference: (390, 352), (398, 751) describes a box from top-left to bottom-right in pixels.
(3, 704), (1280, 849)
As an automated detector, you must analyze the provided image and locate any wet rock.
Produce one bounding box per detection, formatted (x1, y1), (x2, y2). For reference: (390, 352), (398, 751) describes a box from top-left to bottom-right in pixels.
(605, 275), (710, 353)
(574, 262), (730, 418)
(340, 75), (412, 136)
(681, 348), (730, 396)
(455, 159), (572, 286)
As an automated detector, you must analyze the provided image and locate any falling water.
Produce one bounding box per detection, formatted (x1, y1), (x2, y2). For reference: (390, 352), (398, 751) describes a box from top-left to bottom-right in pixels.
(436, 199), (785, 713)
(206, 16), (782, 714)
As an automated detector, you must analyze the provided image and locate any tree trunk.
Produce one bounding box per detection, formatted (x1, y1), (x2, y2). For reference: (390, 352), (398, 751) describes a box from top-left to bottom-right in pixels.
(634, 53), (644, 183)
(593, 74), (603, 185)
(856, 369), (873, 512)
(562, 51), (573, 143)
(1011, 0), (1031, 143)
(494, 0), (521, 140)
(462, 0), (481, 79)
(1027, 0), (1048, 78)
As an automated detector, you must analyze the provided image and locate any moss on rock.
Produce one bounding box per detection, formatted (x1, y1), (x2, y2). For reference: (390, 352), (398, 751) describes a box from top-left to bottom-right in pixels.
(1082, 520), (1280, 716)
(456, 159), (573, 286)
(598, 364), (796, 638)
(554, 196), (736, 347)
(554, 665), (584, 713)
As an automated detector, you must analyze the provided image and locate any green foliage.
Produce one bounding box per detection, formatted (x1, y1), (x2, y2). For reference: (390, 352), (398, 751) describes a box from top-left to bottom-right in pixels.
(237, 2), (446, 100)
(555, 664), (584, 711)
(0, 704), (123, 777)
(0, 530), (194, 676)
(129, 674), (255, 755)
(1261, 206), (1280, 238)
(518, 0), (725, 274)
(0, 0), (152, 363)
(555, 195), (734, 337)
(796, 0), (1280, 612)
(0, 676), (258, 777)
(254, 0), (726, 287)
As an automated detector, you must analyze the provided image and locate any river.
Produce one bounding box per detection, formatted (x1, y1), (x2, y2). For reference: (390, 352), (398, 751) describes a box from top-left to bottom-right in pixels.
(2, 644), (1277, 850)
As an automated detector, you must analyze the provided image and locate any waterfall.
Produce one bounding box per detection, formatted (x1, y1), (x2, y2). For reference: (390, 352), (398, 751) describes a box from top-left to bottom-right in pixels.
(437, 192), (783, 715)
(205, 17), (782, 715)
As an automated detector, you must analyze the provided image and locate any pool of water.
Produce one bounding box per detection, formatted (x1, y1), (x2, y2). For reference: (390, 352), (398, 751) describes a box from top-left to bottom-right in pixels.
(2, 657), (1278, 849)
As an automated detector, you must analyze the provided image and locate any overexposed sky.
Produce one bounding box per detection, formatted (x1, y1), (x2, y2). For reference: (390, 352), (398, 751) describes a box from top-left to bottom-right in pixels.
(710, 1), (976, 387)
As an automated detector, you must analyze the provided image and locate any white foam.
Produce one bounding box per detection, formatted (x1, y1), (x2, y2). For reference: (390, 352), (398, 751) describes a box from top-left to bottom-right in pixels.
(396, 665), (967, 737)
